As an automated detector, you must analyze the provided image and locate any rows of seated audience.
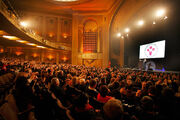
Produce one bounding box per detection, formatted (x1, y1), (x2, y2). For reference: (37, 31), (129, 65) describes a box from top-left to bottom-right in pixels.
(0, 57), (180, 120)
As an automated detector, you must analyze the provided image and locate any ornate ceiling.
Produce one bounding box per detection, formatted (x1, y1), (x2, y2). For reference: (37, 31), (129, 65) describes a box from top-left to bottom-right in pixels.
(9, 0), (119, 15)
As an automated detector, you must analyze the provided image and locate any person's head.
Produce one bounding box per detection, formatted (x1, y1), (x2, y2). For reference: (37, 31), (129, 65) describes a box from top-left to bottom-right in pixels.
(99, 85), (108, 97)
(126, 79), (132, 86)
(161, 87), (175, 98)
(112, 81), (120, 89)
(75, 93), (89, 108)
(141, 96), (153, 111)
(51, 77), (60, 86)
(100, 77), (106, 84)
(89, 79), (97, 89)
(72, 76), (78, 87)
(148, 85), (156, 96)
(120, 87), (127, 95)
(103, 99), (124, 120)
(136, 90), (142, 97)
(79, 78), (85, 85)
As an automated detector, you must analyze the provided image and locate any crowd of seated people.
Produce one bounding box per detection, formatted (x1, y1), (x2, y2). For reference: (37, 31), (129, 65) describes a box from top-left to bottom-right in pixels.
(0, 57), (180, 120)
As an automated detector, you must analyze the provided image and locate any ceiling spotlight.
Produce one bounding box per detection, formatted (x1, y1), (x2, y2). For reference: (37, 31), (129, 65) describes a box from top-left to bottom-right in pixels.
(20, 21), (29, 27)
(126, 34), (129, 37)
(156, 9), (165, 17)
(153, 21), (156, 25)
(37, 46), (46, 48)
(125, 28), (130, 33)
(117, 33), (121, 37)
(2, 35), (18, 40)
(138, 20), (144, 26)
(164, 16), (168, 20)
(121, 36), (124, 39)
(16, 40), (26, 43)
(26, 43), (36, 46)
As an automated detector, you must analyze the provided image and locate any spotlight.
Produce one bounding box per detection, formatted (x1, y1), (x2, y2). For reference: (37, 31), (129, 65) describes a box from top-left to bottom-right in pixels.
(26, 43), (36, 46)
(121, 36), (124, 39)
(138, 20), (144, 26)
(20, 21), (29, 27)
(126, 34), (129, 37)
(37, 46), (46, 48)
(16, 40), (26, 43)
(2, 35), (18, 40)
(156, 9), (165, 17)
(117, 33), (121, 37)
(125, 28), (130, 33)
(164, 16), (168, 20)
(153, 21), (156, 25)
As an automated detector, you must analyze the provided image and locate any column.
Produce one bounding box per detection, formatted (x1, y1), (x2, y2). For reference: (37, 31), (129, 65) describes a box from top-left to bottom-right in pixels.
(102, 19), (109, 68)
(42, 16), (46, 38)
(56, 52), (59, 64)
(25, 53), (29, 61)
(57, 17), (61, 42)
(97, 29), (100, 53)
(119, 38), (124, 67)
(72, 13), (79, 65)
(40, 50), (44, 62)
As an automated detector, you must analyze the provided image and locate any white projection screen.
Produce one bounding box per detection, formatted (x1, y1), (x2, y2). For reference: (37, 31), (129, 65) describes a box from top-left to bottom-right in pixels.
(139, 40), (165, 59)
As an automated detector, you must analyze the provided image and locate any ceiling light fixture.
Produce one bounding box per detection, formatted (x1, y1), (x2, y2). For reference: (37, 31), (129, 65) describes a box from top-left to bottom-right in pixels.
(117, 33), (121, 37)
(26, 43), (36, 46)
(20, 21), (29, 27)
(2, 35), (18, 40)
(37, 46), (46, 48)
(156, 9), (165, 17)
(138, 20), (144, 26)
(16, 40), (26, 43)
(125, 28), (130, 33)
(164, 16), (168, 20)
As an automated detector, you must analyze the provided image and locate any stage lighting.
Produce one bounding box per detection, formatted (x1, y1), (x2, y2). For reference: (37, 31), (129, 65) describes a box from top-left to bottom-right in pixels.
(125, 28), (130, 33)
(2, 35), (18, 40)
(37, 46), (46, 48)
(164, 16), (168, 20)
(20, 21), (29, 27)
(138, 20), (144, 26)
(26, 43), (36, 46)
(156, 9), (165, 17)
(16, 40), (26, 43)
(117, 33), (121, 37)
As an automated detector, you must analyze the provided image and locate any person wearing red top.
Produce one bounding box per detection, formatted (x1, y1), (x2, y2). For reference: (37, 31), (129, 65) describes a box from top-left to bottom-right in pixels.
(97, 85), (113, 103)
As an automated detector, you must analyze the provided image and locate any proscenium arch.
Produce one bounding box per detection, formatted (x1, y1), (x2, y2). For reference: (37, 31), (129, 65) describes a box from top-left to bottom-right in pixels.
(109, 0), (155, 67)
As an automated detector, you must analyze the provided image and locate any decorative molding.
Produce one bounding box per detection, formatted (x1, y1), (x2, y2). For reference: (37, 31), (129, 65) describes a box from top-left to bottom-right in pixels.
(80, 53), (103, 59)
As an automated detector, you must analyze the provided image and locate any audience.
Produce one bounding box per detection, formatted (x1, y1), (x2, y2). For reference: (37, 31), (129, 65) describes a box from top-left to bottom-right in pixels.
(0, 57), (180, 120)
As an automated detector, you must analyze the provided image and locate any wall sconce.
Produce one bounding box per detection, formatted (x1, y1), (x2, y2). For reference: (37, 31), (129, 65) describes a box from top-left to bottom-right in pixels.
(63, 33), (68, 39)
(48, 55), (54, 60)
(62, 56), (67, 62)
(15, 51), (23, 56)
(0, 48), (4, 53)
(48, 32), (54, 37)
(32, 53), (38, 58)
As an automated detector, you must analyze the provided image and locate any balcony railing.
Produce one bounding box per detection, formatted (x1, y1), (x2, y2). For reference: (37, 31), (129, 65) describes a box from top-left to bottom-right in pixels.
(0, 0), (71, 50)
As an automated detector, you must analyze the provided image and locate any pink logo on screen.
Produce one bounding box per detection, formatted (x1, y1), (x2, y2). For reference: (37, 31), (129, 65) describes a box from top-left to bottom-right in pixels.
(145, 44), (158, 57)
